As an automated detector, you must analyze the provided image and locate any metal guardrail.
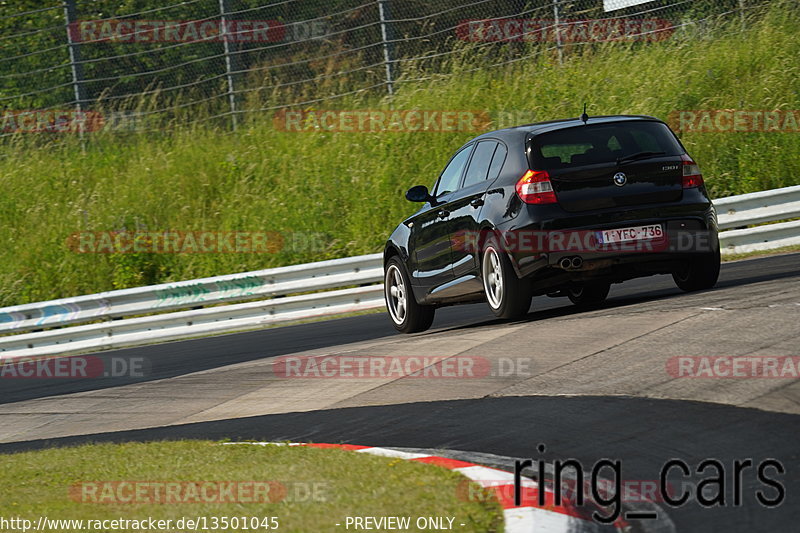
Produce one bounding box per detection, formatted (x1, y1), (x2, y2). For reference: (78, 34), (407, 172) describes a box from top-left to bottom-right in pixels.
(0, 254), (383, 335)
(719, 219), (800, 253)
(0, 253), (385, 360)
(717, 185), (800, 253)
(716, 185), (800, 230)
(1, 186), (798, 360)
(1, 285), (385, 359)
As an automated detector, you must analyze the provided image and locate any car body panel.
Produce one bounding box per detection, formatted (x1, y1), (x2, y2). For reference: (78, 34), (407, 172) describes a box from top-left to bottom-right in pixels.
(407, 198), (455, 296)
(384, 115), (718, 307)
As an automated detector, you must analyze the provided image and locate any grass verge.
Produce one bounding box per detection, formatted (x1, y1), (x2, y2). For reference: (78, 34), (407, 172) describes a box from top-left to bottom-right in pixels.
(0, 441), (503, 532)
(722, 245), (800, 262)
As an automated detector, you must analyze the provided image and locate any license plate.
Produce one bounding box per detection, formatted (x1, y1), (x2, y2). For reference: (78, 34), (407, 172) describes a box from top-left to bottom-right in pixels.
(596, 224), (663, 244)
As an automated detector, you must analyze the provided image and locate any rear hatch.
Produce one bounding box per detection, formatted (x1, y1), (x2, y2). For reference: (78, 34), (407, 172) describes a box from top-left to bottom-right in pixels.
(528, 120), (685, 213)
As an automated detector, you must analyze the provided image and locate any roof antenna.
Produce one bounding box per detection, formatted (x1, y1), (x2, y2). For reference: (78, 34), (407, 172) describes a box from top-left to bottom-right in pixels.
(580, 103), (589, 124)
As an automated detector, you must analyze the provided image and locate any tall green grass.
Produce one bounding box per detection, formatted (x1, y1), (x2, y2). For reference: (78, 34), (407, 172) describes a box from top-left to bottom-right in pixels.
(1, 4), (798, 306)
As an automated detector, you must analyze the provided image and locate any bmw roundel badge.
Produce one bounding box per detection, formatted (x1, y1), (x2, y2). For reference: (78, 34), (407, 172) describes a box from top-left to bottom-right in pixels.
(613, 172), (627, 187)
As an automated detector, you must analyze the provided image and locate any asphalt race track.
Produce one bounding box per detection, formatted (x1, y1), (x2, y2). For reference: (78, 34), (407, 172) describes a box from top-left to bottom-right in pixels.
(1, 253), (799, 532)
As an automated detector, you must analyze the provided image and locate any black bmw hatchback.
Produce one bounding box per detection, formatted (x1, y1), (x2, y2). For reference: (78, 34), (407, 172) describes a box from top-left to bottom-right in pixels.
(383, 115), (720, 333)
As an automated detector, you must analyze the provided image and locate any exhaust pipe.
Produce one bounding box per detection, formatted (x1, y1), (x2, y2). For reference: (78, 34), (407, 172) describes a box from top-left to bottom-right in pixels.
(558, 256), (584, 270)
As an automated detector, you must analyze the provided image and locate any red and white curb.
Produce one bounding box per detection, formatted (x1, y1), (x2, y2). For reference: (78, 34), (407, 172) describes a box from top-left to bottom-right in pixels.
(224, 442), (600, 533)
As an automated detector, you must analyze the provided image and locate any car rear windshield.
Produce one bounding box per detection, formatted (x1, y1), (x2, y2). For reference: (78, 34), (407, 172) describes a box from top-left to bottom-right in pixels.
(529, 121), (684, 170)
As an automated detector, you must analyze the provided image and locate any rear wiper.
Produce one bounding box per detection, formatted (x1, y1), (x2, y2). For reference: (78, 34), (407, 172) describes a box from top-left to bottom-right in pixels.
(616, 151), (666, 165)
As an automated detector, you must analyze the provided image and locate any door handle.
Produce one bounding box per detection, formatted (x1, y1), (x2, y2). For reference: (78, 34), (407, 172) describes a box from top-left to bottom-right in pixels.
(470, 198), (484, 208)
(437, 209), (449, 219)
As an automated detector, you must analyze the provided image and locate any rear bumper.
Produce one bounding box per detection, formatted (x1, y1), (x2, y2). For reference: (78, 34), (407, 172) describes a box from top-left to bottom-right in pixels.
(494, 199), (718, 290)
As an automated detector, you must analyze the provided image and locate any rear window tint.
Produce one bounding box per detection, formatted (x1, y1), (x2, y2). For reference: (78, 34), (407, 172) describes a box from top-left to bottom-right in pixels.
(530, 121), (683, 170)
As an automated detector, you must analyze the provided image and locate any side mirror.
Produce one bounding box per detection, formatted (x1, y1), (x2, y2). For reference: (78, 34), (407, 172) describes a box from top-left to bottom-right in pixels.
(405, 185), (432, 203)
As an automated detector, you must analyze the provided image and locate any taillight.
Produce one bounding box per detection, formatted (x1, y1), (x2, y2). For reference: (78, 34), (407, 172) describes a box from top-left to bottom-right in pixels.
(681, 155), (704, 189)
(516, 170), (557, 204)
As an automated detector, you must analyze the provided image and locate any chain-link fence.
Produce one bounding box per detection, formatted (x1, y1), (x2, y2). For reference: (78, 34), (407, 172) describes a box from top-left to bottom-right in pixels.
(0, 0), (771, 137)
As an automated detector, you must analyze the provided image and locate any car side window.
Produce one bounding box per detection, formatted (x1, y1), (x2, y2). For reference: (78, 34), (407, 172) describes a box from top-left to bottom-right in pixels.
(462, 141), (497, 188)
(433, 146), (472, 197)
(487, 143), (507, 180)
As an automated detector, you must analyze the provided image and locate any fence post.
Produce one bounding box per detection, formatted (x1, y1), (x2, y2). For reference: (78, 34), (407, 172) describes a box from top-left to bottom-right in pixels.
(377, 0), (395, 96)
(63, 0), (87, 111)
(739, 0), (746, 31)
(219, 0), (239, 130)
(552, 0), (563, 64)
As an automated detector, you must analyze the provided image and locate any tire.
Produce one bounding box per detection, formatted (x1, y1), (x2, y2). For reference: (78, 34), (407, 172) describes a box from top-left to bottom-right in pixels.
(384, 257), (435, 333)
(672, 250), (721, 292)
(567, 281), (611, 307)
(481, 237), (532, 319)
